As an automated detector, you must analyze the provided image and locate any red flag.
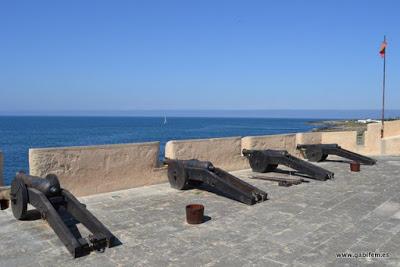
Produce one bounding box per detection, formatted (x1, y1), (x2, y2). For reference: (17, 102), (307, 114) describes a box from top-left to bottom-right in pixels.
(379, 41), (387, 58)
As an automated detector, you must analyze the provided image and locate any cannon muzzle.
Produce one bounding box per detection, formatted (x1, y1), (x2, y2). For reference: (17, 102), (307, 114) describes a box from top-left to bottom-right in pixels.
(16, 172), (61, 197)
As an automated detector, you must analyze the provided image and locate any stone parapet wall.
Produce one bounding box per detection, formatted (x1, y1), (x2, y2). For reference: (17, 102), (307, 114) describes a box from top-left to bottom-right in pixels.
(242, 134), (299, 156)
(321, 131), (358, 150)
(360, 123), (382, 155)
(165, 137), (249, 171)
(29, 142), (166, 196)
(296, 132), (322, 146)
(383, 120), (400, 138)
(381, 136), (400, 155)
(0, 186), (9, 202)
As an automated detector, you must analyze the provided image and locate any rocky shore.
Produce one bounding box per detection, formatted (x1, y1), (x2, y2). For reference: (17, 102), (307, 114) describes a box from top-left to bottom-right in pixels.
(308, 120), (368, 133)
(308, 120), (370, 144)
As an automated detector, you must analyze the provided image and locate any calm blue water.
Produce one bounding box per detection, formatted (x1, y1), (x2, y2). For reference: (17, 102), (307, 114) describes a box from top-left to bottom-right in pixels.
(0, 116), (318, 185)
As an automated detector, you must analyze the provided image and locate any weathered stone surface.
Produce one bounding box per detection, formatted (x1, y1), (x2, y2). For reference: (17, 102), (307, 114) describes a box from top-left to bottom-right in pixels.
(0, 186), (10, 200)
(383, 120), (400, 138)
(0, 156), (399, 266)
(165, 136), (249, 171)
(321, 131), (358, 150)
(361, 122), (382, 155)
(29, 142), (167, 196)
(382, 136), (400, 156)
(296, 132), (322, 146)
(242, 133), (299, 156)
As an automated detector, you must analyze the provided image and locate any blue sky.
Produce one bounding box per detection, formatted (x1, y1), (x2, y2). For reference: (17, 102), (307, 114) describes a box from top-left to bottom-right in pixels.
(0, 0), (399, 113)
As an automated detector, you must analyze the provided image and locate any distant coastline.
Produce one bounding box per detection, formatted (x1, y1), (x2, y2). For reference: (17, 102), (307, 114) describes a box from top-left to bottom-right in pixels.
(307, 120), (369, 145)
(308, 117), (400, 133)
(307, 120), (368, 133)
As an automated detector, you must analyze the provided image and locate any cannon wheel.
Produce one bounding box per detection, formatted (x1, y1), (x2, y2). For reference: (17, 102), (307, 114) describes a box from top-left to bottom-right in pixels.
(320, 154), (328, 161)
(10, 178), (28, 220)
(167, 161), (190, 190)
(249, 156), (278, 173)
(188, 180), (203, 187)
(265, 164), (278, 172)
(304, 150), (324, 162)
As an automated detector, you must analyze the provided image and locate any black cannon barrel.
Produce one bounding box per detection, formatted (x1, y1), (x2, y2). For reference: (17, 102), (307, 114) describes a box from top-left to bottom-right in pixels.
(16, 172), (61, 197)
(164, 158), (215, 171)
(165, 158), (267, 205)
(243, 148), (334, 180)
(297, 144), (377, 165)
(242, 149), (256, 157)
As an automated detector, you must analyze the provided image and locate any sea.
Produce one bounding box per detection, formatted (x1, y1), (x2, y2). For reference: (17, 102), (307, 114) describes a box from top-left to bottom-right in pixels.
(0, 116), (322, 185)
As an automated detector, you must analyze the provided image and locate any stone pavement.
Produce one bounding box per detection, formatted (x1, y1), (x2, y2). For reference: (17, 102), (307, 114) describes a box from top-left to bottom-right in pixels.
(1, 156), (400, 266)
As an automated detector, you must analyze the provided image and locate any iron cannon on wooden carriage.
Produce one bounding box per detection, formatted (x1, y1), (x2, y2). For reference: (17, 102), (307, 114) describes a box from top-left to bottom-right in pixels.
(297, 144), (377, 165)
(9, 172), (117, 258)
(242, 149), (334, 181)
(164, 159), (268, 205)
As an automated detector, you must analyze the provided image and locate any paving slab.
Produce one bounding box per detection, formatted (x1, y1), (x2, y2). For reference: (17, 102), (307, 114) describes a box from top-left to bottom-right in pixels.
(1, 156), (399, 266)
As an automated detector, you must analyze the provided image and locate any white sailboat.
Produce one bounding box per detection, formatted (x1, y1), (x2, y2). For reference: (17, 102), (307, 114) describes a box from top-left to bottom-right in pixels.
(163, 115), (167, 125)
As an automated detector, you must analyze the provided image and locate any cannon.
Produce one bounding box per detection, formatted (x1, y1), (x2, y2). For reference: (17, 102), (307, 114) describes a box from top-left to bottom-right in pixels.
(164, 159), (268, 205)
(9, 172), (117, 258)
(242, 149), (334, 181)
(297, 144), (377, 165)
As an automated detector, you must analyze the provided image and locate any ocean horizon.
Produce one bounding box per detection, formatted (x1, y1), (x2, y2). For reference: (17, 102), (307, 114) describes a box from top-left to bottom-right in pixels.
(1, 109), (400, 119)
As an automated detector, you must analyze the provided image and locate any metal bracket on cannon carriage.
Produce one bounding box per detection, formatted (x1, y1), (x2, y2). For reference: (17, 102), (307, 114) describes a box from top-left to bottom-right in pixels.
(296, 144), (377, 165)
(249, 175), (308, 187)
(242, 149), (334, 181)
(9, 172), (117, 258)
(164, 159), (268, 205)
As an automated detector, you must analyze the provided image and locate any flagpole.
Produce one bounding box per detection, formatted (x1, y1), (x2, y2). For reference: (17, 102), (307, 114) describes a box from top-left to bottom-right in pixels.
(381, 35), (386, 138)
